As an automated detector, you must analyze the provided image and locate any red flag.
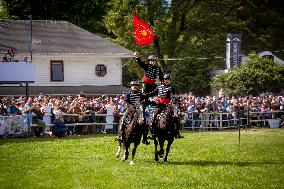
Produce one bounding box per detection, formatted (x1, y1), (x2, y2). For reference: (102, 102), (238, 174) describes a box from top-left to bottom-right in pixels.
(133, 15), (155, 46)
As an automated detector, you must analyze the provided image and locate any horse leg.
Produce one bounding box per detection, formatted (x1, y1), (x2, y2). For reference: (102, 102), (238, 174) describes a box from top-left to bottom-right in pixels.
(121, 143), (129, 161)
(115, 141), (122, 158)
(154, 138), (159, 161)
(130, 142), (139, 165)
(164, 138), (174, 163)
(158, 139), (165, 158)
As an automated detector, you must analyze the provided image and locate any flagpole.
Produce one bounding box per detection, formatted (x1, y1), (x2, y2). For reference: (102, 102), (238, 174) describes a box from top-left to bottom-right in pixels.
(122, 58), (133, 68)
(238, 110), (241, 150)
(29, 14), (32, 62)
(239, 111), (241, 149)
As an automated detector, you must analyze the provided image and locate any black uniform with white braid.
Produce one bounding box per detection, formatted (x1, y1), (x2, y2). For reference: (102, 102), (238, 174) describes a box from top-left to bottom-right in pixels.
(119, 89), (149, 144)
(136, 58), (164, 81)
(150, 83), (176, 136)
(124, 90), (143, 106)
(136, 57), (164, 95)
(157, 84), (175, 99)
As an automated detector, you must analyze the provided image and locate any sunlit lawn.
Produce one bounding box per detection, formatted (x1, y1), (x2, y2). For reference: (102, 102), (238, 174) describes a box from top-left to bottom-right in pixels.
(0, 129), (283, 189)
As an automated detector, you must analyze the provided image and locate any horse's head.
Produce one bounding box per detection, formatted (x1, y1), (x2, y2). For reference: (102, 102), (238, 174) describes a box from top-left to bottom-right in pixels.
(125, 104), (145, 140)
(157, 113), (166, 129)
(172, 103), (180, 118)
(137, 104), (144, 125)
(157, 105), (172, 129)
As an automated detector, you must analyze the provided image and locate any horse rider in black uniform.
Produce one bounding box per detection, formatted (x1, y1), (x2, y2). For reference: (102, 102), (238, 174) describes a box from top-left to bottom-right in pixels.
(134, 51), (164, 96)
(134, 51), (164, 142)
(147, 74), (176, 135)
(116, 80), (150, 145)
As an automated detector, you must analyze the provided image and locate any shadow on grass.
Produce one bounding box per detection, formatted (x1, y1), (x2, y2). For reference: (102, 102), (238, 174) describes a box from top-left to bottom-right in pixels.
(165, 160), (282, 166)
(0, 134), (117, 145)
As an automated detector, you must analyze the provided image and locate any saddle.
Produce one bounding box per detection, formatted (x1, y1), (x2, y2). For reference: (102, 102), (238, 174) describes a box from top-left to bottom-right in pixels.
(155, 103), (179, 130)
(125, 104), (145, 128)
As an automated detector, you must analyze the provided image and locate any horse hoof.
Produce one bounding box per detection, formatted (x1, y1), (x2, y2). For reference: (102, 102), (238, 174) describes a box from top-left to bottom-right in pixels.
(158, 151), (164, 158)
(121, 156), (126, 161)
(115, 152), (120, 158)
(155, 157), (159, 161)
(163, 161), (168, 165)
(130, 160), (134, 165)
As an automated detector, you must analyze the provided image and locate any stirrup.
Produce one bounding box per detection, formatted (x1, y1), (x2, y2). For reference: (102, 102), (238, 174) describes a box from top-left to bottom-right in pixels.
(115, 136), (122, 141)
(176, 134), (184, 138)
(142, 140), (150, 145)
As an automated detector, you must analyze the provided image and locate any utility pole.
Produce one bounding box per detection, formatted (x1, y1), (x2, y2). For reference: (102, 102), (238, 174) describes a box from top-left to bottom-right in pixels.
(29, 14), (32, 62)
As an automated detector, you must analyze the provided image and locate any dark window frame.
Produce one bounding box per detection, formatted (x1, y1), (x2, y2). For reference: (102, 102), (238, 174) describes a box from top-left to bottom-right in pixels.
(50, 60), (64, 82)
(95, 64), (107, 77)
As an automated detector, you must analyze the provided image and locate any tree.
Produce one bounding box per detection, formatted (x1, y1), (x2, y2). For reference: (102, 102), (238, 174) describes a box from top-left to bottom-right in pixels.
(172, 57), (212, 95)
(104, 0), (230, 82)
(211, 53), (284, 96)
(235, 0), (284, 53)
(4, 0), (284, 91)
(3, 0), (109, 35)
(104, 0), (284, 88)
(0, 0), (8, 19)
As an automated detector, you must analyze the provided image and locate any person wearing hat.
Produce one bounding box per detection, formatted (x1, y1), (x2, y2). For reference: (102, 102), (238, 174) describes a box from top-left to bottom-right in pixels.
(52, 112), (68, 138)
(148, 74), (177, 135)
(116, 80), (150, 145)
(134, 51), (164, 99)
(172, 96), (184, 138)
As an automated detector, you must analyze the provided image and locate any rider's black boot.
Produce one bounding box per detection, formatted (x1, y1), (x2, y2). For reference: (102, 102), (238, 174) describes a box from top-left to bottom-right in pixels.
(115, 135), (122, 141)
(142, 140), (150, 145)
(176, 134), (184, 138)
(142, 133), (150, 145)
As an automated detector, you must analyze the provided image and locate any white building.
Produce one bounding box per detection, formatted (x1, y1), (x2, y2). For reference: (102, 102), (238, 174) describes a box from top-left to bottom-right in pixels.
(241, 51), (284, 65)
(0, 20), (133, 96)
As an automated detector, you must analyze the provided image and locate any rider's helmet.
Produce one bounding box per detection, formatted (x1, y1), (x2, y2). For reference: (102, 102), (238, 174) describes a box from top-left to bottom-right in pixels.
(148, 55), (157, 61)
(130, 80), (140, 86)
(163, 74), (171, 80)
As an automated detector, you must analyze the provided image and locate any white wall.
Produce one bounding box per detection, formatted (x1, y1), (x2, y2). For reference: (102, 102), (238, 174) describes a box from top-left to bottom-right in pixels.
(30, 54), (122, 86)
(0, 62), (35, 82)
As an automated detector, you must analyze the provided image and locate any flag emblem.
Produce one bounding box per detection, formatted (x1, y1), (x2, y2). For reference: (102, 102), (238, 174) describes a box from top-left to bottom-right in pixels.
(133, 15), (155, 46)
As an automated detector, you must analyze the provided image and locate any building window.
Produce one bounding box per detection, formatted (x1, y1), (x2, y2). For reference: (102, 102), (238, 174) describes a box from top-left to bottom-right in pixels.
(262, 55), (274, 61)
(51, 61), (64, 81)
(95, 64), (107, 77)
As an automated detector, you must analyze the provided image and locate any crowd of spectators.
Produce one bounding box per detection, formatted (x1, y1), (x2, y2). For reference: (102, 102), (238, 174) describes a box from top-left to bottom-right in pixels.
(178, 93), (284, 129)
(0, 91), (123, 137)
(1, 49), (29, 62)
(0, 92), (284, 136)
(2, 49), (17, 62)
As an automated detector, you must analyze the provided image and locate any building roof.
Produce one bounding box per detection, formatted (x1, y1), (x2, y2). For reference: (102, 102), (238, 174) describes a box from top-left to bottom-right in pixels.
(0, 20), (133, 56)
(0, 85), (129, 96)
(241, 51), (284, 65)
(259, 51), (284, 65)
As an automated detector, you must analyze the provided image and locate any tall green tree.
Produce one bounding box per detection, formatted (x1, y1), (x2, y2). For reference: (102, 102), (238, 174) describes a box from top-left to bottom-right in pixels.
(104, 0), (170, 85)
(172, 57), (212, 95)
(3, 0), (109, 35)
(4, 0), (284, 93)
(104, 0), (168, 68)
(211, 53), (284, 96)
(105, 0), (219, 87)
(104, 0), (284, 90)
(235, 0), (284, 52)
(0, 0), (8, 18)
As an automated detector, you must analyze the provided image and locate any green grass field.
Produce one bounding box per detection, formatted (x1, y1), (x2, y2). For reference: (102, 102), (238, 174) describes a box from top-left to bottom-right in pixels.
(0, 129), (283, 189)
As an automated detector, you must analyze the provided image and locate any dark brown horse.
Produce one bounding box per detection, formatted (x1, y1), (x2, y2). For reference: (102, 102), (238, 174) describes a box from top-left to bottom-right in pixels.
(115, 104), (145, 164)
(151, 102), (178, 163)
